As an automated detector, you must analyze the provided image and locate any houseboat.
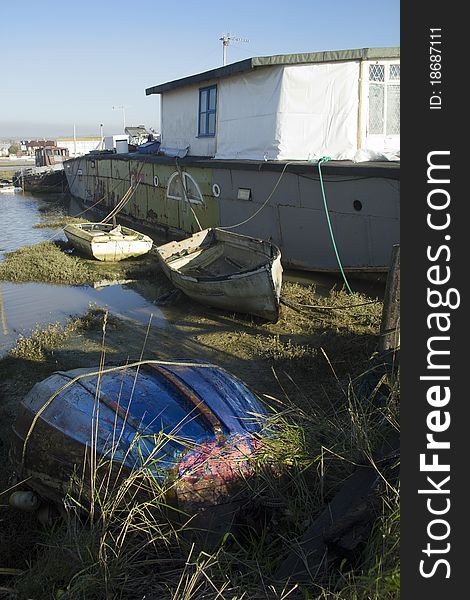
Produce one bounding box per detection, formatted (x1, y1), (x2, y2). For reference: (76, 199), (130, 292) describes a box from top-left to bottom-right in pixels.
(13, 146), (69, 193)
(64, 47), (400, 273)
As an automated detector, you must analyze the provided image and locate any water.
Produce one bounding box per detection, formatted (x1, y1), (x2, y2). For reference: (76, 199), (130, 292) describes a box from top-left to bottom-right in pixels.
(0, 164), (34, 172)
(0, 190), (385, 356)
(0, 191), (166, 355)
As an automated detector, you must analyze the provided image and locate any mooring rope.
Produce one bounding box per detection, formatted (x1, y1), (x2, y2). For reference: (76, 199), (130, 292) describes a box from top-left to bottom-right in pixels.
(317, 157), (354, 294)
(175, 158), (203, 231)
(100, 162), (146, 224)
(219, 161), (296, 231)
(71, 176), (128, 219)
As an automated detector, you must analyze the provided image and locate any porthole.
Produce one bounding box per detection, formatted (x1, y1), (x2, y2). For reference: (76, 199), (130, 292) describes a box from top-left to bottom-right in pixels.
(153, 175), (159, 187)
(353, 200), (363, 212)
(212, 183), (221, 197)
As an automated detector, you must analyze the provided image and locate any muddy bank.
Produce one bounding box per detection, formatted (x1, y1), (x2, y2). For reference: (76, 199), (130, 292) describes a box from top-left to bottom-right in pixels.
(0, 184), (400, 597)
(0, 240), (165, 286)
(0, 276), (396, 598)
(0, 283), (383, 502)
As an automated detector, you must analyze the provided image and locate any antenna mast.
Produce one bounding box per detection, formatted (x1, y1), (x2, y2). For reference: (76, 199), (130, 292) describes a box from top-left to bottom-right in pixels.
(219, 33), (249, 66)
(112, 105), (130, 132)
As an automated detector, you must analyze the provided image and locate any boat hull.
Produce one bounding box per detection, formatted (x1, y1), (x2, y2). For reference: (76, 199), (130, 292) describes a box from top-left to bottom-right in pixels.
(156, 228), (282, 321)
(64, 154), (400, 273)
(64, 223), (153, 261)
(13, 168), (67, 193)
(10, 361), (270, 511)
(0, 185), (16, 194)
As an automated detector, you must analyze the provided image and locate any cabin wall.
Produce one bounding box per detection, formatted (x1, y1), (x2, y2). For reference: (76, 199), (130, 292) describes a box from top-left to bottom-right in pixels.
(159, 58), (400, 161)
(161, 82), (218, 157)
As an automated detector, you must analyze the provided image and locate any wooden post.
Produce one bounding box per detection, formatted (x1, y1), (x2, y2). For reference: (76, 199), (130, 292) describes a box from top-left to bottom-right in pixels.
(379, 244), (400, 353)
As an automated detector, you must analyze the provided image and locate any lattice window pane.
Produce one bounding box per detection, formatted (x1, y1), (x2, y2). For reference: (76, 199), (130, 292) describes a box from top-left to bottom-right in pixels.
(389, 64), (400, 80)
(386, 85), (400, 135)
(369, 64), (385, 82)
(369, 83), (384, 134)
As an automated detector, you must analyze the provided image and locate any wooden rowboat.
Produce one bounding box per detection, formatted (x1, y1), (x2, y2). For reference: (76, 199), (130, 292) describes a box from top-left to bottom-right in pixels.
(0, 181), (16, 194)
(155, 228), (283, 321)
(10, 360), (270, 512)
(63, 222), (153, 262)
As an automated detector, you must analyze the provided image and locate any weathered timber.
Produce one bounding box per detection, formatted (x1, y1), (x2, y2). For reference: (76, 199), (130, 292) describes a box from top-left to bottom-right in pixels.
(274, 438), (399, 584)
(379, 244), (400, 353)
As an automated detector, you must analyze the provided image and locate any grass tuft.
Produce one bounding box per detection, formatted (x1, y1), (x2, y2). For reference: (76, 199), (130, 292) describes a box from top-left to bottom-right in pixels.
(9, 321), (79, 361)
(0, 241), (93, 285)
(0, 240), (162, 286)
(33, 216), (85, 229)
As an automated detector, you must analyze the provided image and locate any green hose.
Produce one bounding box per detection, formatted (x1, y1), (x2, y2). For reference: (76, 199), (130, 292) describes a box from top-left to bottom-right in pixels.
(317, 156), (353, 294)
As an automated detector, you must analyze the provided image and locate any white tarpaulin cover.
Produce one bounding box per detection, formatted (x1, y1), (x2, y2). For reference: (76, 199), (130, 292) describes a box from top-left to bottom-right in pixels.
(277, 62), (360, 160)
(215, 62), (360, 161)
(215, 67), (285, 160)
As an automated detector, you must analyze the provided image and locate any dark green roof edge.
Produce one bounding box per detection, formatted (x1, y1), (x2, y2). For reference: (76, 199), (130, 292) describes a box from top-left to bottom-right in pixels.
(145, 47), (400, 95)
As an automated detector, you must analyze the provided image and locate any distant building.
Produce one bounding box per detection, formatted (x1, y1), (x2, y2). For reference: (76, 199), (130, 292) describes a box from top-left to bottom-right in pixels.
(56, 137), (102, 158)
(25, 140), (56, 157)
(0, 142), (10, 157)
(146, 47), (400, 160)
(125, 126), (150, 146)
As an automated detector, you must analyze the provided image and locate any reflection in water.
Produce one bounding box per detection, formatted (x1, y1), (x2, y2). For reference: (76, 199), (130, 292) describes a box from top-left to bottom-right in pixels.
(0, 190), (80, 257)
(0, 281), (167, 354)
(0, 191), (167, 355)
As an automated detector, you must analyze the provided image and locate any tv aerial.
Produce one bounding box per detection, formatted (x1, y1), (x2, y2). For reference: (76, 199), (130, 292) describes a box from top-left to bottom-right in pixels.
(219, 33), (249, 66)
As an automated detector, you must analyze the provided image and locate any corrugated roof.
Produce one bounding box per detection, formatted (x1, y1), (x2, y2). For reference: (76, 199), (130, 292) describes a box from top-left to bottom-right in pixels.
(146, 47), (400, 95)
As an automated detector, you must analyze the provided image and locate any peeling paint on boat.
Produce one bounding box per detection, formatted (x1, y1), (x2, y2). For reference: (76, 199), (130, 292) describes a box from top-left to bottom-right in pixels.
(10, 360), (271, 510)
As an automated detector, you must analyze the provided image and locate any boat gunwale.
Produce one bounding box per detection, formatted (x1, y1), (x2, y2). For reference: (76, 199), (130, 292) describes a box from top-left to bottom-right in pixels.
(64, 222), (153, 243)
(156, 227), (281, 284)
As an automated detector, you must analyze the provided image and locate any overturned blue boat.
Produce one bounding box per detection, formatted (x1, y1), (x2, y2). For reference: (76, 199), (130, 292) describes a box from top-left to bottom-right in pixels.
(10, 360), (271, 512)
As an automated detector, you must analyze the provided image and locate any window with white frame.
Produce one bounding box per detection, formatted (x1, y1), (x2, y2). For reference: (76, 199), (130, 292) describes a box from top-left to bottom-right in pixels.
(167, 171), (204, 204)
(368, 62), (400, 136)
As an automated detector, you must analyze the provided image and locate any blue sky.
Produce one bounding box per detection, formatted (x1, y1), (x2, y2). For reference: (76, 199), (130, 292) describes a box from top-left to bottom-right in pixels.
(1, 0), (399, 139)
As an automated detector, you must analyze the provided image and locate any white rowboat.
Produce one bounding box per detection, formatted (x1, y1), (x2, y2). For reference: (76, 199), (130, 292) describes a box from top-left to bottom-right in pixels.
(156, 228), (282, 321)
(0, 184), (16, 194)
(63, 223), (153, 262)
